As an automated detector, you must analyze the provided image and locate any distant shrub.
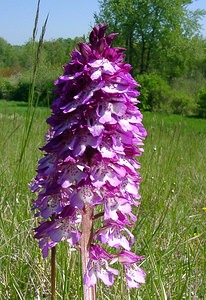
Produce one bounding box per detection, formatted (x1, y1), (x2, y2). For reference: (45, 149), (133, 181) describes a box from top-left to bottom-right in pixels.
(197, 88), (206, 118)
(0, 77), (14, 100)
(0, 65), (60, 105)
(169, 91), (197, 116)
(26, 64), (60, 105)
(34, 65), (59, 105)
(136, 73), (171, 112)
(136, 73), (198, 115)
(12, 79), (31, 102)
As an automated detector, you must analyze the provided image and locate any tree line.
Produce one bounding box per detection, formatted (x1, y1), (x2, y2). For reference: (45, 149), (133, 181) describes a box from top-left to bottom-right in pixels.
(0, 36), (84, 105)
(0, 0), (206, 116)
(95, 0), (206, 116)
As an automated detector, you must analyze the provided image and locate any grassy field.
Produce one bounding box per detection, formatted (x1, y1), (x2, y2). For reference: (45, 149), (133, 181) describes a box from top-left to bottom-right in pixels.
(0, 100), (206, 299)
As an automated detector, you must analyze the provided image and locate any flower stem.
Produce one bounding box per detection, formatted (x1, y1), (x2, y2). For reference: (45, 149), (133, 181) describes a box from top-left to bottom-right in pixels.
(51, 246), (56, 300)
(81, 203), (96, 300)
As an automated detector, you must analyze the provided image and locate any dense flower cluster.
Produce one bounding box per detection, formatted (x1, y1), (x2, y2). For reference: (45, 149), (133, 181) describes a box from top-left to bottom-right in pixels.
(30, 24), (146, 288)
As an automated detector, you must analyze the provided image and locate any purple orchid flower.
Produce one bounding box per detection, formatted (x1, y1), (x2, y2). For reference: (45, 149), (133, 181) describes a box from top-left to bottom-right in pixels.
(30, 23), (146, 291)
(84, 245), (119, 287)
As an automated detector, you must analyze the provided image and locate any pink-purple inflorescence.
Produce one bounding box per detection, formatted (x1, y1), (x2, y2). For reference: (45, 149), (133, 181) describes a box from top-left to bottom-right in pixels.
(30, 24), (147, 288)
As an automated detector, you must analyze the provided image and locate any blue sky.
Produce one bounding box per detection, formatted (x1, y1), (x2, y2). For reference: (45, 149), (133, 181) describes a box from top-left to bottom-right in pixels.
(0, 0), (206, 45)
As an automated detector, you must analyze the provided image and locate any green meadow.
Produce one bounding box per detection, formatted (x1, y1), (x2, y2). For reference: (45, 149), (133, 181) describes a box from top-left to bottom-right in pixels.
(0, 100), (205, 299)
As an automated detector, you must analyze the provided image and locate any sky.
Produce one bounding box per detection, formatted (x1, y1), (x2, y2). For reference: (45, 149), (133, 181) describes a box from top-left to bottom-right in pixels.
(0, 0), (206, 46)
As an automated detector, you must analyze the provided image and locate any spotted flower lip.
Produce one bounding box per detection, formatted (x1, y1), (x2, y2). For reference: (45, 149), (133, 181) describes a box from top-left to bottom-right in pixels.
(125, 264), (146, 288)
(30, 23), (146, 289)
(84, 257), (119, 287)
(96, 221), (134, 250)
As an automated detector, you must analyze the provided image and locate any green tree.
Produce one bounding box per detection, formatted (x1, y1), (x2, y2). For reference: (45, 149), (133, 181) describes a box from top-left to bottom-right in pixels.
(0, 38), (17, 68)
(95, 0), (206, 76)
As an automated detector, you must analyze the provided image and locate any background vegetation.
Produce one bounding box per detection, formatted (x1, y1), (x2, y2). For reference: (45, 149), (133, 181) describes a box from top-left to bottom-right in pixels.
(95, 0), (206, 116)
(0, 36), (84, 106)
(0, 0), (206, 116)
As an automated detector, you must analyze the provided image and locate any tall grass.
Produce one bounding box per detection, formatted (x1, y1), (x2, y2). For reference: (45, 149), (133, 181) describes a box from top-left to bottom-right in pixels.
(0, 103), (205, 299)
